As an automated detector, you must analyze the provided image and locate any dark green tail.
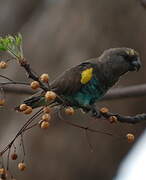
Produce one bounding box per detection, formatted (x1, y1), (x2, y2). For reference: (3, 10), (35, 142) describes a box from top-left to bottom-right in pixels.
(15, 95), (47, 111)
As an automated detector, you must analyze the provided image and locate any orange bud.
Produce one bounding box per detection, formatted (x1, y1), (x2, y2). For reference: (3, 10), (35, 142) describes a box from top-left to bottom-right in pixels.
(40, 74), (49, 83)
(18, 162), (26, 171)
(45, 91), (56, 101)
(0, 99), (5, 106)
(43, 106), (51, 113)
(19, 104), (28, 111)
(0, 61), (7, 69)
(30, 81), (40, 90)
(65, 107), (75, 115)
(109, 116), (118, 123)
(126, 133), (135, 143)
(42, 113), (51, 121)
(40, 121), (50, 129)
(0, 168), (5, 175)
(100, 107), (109, 114)
(23, 106), (32, 114)
(11, 153), (18, 160)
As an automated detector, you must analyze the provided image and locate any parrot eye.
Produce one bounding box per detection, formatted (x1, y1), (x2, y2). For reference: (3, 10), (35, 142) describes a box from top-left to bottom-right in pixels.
(120, 52), (137, 63)
(119, 49), (139, 62)
(120, 52), (131, 61)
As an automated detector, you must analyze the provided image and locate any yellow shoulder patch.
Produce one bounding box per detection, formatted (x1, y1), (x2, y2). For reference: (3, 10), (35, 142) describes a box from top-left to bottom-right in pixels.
(81, 68), (93, 84)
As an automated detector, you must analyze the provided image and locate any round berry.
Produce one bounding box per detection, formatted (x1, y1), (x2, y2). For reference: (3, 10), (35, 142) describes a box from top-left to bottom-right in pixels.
(100, 107), (109, 114)
(18, 162), (26, 171)
(0, 168), (5, 175)
(126, 133), (135, 143)
(40, 74), (49, 83)
(43, 106), (51, 114)
(42, 113), (51, 121)
(40, 121), (50, 129)
(65, 107), (75, 115)
(45, 91), (56, 101)
(30, 81), (40, 90)
(0, 61), (7, 69)
(19, 104), (28, 111)
(109, 116), (118, 123)
(23, 106), (32, 114)
(11, 153), (18, 160)
(0, 99), (5, 106)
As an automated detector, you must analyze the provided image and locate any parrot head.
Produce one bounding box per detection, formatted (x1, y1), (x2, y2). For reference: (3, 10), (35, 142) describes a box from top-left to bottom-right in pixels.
(99, 47), (141, 77)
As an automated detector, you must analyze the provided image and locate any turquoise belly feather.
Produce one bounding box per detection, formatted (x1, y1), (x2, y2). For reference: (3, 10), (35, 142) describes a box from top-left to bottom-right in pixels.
(64, 77), (107, 107)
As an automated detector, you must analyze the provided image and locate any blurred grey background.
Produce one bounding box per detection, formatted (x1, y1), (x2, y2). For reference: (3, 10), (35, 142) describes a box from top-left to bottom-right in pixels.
(0, 0), (146, 179)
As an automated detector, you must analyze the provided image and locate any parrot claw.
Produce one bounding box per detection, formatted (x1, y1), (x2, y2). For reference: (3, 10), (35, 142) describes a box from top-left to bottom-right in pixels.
(82, 105), (101, 118)
(91, 108), (101, 118)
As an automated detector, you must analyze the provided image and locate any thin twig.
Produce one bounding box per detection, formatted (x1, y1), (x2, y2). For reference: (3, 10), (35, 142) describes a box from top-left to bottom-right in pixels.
(0, 82), (29, 86)
(99, 110), (146, 124)
(20, 134), (25, 162)
(62, 119), (113, 136)
(19, 59), (48, 91)
(0, 74), (30, 86)
(2, 86), (33, 95)
(0, 75), (15, 83)
(23, 123), (38, 131)
(84, 129), (94, 152)
(6, 147), (11, 170)
(0, 108), (43, 156)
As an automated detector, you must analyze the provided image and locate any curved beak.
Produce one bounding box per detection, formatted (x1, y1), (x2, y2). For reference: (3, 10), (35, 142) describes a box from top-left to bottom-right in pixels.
(131, 58), (141, 71)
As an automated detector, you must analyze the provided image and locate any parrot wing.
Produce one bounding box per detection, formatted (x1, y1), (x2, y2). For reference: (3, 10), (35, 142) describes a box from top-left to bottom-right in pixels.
(22, 62), (83, 107)
(15, 61), (96, 110)
(50, 62), (95, 95)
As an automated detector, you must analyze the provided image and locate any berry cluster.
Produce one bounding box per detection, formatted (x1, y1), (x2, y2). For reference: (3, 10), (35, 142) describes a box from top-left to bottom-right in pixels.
(0, 69), (135, 180)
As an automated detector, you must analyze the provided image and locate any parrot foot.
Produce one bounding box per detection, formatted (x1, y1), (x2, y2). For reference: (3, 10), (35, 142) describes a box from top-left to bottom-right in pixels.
(82, 105), (101, 118)
(91, 107), (101, 118)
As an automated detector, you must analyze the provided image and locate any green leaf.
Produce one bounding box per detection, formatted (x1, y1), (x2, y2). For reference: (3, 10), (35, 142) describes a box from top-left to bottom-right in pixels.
(0, 33), (24, 59)
(0, 47), (7, 51)
(15, 33), (22, 46)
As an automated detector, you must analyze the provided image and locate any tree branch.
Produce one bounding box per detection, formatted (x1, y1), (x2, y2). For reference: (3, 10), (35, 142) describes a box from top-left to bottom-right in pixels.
(99, 109), (146, 124)
(2, 85), (33, 95)
(19, 58), (49, 91)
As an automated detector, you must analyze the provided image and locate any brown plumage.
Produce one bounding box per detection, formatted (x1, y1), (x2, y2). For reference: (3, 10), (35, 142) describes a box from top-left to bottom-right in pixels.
(16, 47), (141, 111)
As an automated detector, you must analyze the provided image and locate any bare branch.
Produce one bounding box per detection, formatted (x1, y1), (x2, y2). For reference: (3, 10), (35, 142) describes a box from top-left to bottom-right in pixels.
(97, 108), (146, 124)
(2, 85), (34, 95)
(0, 108), (43, 156)
(19, 59), (49, 91)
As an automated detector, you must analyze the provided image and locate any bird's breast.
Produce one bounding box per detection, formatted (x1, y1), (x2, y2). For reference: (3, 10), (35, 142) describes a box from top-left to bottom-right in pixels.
(65, 77), (107, 107)
(81, 77), (106, 103)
